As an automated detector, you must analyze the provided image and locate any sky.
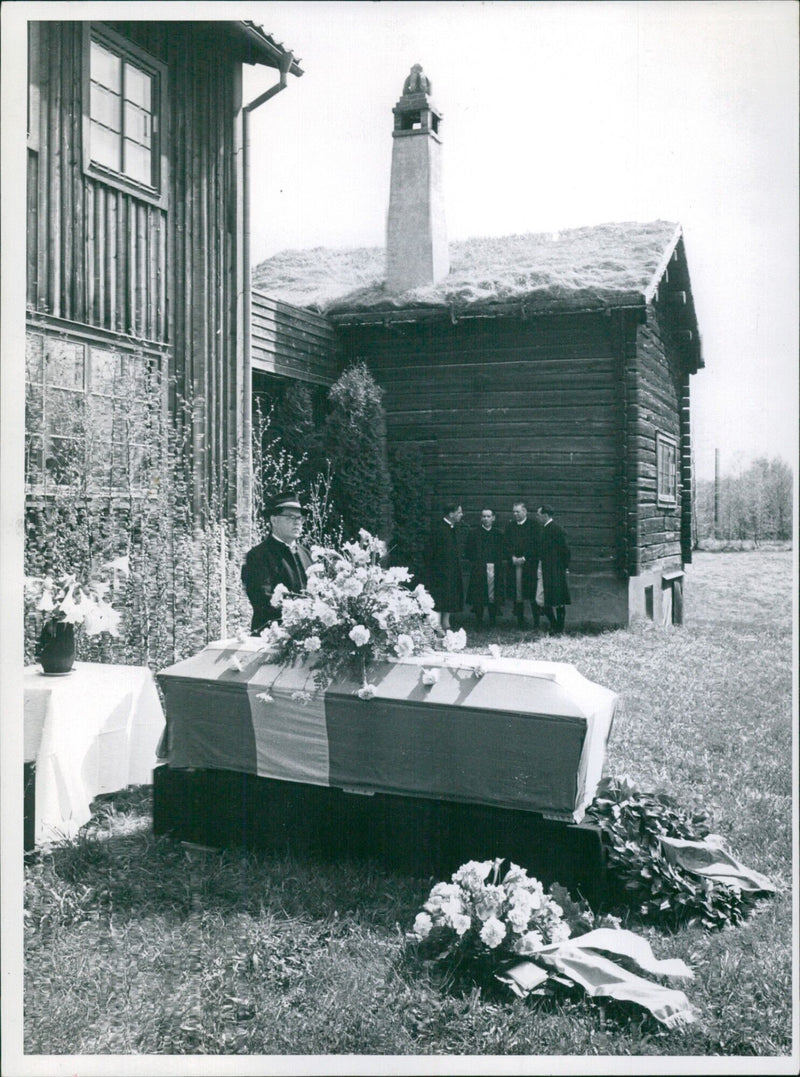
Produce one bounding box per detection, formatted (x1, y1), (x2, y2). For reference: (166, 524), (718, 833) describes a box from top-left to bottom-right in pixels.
(241, 0), (799, 481)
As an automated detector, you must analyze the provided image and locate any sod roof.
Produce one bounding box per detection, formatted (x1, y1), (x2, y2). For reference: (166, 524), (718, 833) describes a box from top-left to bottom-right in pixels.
(252, 220), (684, 318)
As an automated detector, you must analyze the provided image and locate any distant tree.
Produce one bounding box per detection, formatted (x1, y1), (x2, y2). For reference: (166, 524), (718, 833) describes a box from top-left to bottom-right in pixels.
(322, 362), (394, 542)
(695, 455), (793, 544)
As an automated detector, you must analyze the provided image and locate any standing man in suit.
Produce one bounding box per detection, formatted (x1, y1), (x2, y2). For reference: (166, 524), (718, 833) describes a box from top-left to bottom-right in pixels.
(504, 500), (542, 630)
(535, 505), (571, 634)
(466, 507), (504, 627)
(424, 501), (464, 632)
(241, 491), (311, 635)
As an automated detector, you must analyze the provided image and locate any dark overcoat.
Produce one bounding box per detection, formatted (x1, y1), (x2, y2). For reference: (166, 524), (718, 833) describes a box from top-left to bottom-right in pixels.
(424, 519), (463, 613)
(241, 534), (312, 634)
(539, 520), (571, 606)
(503, 517), (541, 601)
(465, 526), (506, 608)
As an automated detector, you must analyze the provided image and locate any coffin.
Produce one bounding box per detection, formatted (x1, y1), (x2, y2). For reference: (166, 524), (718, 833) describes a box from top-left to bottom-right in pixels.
(156, 640), (617, 822)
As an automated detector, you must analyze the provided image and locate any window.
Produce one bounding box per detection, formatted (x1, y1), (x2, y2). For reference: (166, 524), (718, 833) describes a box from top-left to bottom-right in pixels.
(656, 432), (678, 507)
(25, 331), (162, 491)
(83, 26), (166, 205)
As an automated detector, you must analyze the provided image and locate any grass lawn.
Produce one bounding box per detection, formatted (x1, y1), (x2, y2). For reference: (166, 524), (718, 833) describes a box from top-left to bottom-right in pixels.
(23, 550), (796, 1060)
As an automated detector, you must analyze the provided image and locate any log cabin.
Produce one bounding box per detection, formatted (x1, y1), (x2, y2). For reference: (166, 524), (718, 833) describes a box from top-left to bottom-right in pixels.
(24, 19), (302, 526)
(253, 66), (705, 628)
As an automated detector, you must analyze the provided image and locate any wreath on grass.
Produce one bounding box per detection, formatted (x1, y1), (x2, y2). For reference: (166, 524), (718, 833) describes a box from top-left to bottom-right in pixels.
(585, 777), (774, 930)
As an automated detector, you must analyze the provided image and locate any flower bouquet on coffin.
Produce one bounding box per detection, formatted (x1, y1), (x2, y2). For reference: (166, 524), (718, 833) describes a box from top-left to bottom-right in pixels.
(26, 562), (124, 674)
(409, 858), (699, 1029)
(257, 529), (440, 696)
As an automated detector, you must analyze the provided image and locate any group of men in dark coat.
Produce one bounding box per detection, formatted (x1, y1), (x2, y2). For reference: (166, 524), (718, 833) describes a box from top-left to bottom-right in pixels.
(242, 490), (570, 640)
(425, 498), (571, 634)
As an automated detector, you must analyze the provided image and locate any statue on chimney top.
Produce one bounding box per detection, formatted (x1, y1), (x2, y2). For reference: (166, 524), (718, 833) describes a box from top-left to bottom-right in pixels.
(402, 64), (431, 96)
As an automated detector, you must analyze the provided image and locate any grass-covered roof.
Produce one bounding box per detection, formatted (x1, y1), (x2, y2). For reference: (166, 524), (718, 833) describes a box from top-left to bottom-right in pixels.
(252, 220), (683, 317)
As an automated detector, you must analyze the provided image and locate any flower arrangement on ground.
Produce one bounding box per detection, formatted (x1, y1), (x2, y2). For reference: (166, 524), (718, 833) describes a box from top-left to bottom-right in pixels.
(409, 857), (699, 1028)
(411, 858), (572, 970)
(259, 529), (440, 693)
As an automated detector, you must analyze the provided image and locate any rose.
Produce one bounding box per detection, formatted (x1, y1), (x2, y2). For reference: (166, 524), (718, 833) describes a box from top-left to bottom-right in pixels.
(444, 628), (467, 653)
(270, 583), (289, 608)
(356, 683), (377, 700)
(348, 624), (371, 647)
(412, 912), (433, 939)
(395, 633), (415, 658)
(303, 635), (322, 652)
(479, 916), (507, 949)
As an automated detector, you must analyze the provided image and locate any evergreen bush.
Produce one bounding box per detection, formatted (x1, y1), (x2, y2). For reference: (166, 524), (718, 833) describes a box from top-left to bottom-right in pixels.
(388, 443), (428, 581)
(322, 362), (394, 543)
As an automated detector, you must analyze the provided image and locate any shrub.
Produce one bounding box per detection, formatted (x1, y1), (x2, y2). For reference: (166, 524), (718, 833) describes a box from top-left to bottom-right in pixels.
(388, 444), (428, 581)
(322, 362), (394, 543)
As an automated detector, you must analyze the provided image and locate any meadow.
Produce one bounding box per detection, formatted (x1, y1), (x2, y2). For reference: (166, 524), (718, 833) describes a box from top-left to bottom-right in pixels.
(23, 550), (796, 1059)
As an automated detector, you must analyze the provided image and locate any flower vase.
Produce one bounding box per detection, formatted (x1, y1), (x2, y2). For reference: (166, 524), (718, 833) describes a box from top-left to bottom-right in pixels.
(38, 620), (76, 675)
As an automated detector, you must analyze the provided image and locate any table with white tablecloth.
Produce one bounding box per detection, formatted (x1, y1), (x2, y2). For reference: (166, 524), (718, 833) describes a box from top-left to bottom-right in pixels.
(24, 662), (166, 846)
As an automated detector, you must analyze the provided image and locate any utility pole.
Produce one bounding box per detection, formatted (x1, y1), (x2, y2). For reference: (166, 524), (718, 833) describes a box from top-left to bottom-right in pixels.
(714, 448), (720, 539)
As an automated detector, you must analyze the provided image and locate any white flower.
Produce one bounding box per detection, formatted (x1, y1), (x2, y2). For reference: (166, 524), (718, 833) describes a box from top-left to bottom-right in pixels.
(514, 930), (544, 955)
(82, 600), (121, 638)
(473, 664), (487, 679)
(474, 884), (506, 922)
(488, 644), (501, 658)
(270, 583), (289, 608)
(394, 633), (415, 658)
(450, 913), (472, 937)
(303, 635), (322, 652)
(229, 655), (244, 672)
(291, 690), (312, 705)
(479, 916), (507, 949)
(412, 912), (433, 939)
(36, 589), (55, 613)
(255, 691), (274, 704)
(444, 628), (467, 653)
(412, 584), (435, 613)
(452, 860), (495, 889)
(384, 566), (412, 584)
(507, 904), (531, 933)
(340, 576), (365, 597)
(349, 624), (371, 646)
(260, 622), (287, 644)
(58, 585), (86, 625)
(312, 601), (339, 627)
(421, 667), (439, 686)
(356, 683), (377, 700)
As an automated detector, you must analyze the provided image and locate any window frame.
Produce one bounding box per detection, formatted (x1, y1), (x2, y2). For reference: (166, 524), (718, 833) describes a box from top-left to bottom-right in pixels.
(656, 431), (678, 508)
(81, 23), (168, 209)
(25, 324), (167, 497)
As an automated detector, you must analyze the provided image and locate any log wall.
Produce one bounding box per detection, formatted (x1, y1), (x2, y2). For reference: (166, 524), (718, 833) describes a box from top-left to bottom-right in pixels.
(251, 290), (340, 386)
(628, 302), (687, 572)
(336, 312), (628, 575)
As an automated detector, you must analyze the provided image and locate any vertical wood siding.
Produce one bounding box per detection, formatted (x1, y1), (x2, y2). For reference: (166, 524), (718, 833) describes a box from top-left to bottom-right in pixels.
(337, 314), (623, 575)
(27, 21), (244, 514)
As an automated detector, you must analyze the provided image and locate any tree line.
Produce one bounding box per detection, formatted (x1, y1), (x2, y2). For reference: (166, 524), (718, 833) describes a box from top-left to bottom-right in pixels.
(694, 456), (793, 545)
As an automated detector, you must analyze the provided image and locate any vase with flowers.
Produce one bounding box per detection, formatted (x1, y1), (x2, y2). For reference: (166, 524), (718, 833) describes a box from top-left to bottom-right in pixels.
(25, 568), (123, 675)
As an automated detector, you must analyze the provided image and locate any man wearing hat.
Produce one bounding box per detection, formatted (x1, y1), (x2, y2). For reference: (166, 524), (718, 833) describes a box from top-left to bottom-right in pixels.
(241, 491), (311, 635)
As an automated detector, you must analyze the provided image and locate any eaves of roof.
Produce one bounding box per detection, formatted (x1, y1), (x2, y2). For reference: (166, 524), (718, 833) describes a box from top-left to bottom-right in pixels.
(226, 21), (303, 76)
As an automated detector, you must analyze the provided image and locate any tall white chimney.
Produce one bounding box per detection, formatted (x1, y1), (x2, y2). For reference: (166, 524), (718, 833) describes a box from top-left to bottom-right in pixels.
(386, 64), (449, 294)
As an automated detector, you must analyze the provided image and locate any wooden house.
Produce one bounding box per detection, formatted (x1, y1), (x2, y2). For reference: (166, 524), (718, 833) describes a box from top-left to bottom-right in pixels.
(252, 69), (704, 629)
(24, 19), (302, 524)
